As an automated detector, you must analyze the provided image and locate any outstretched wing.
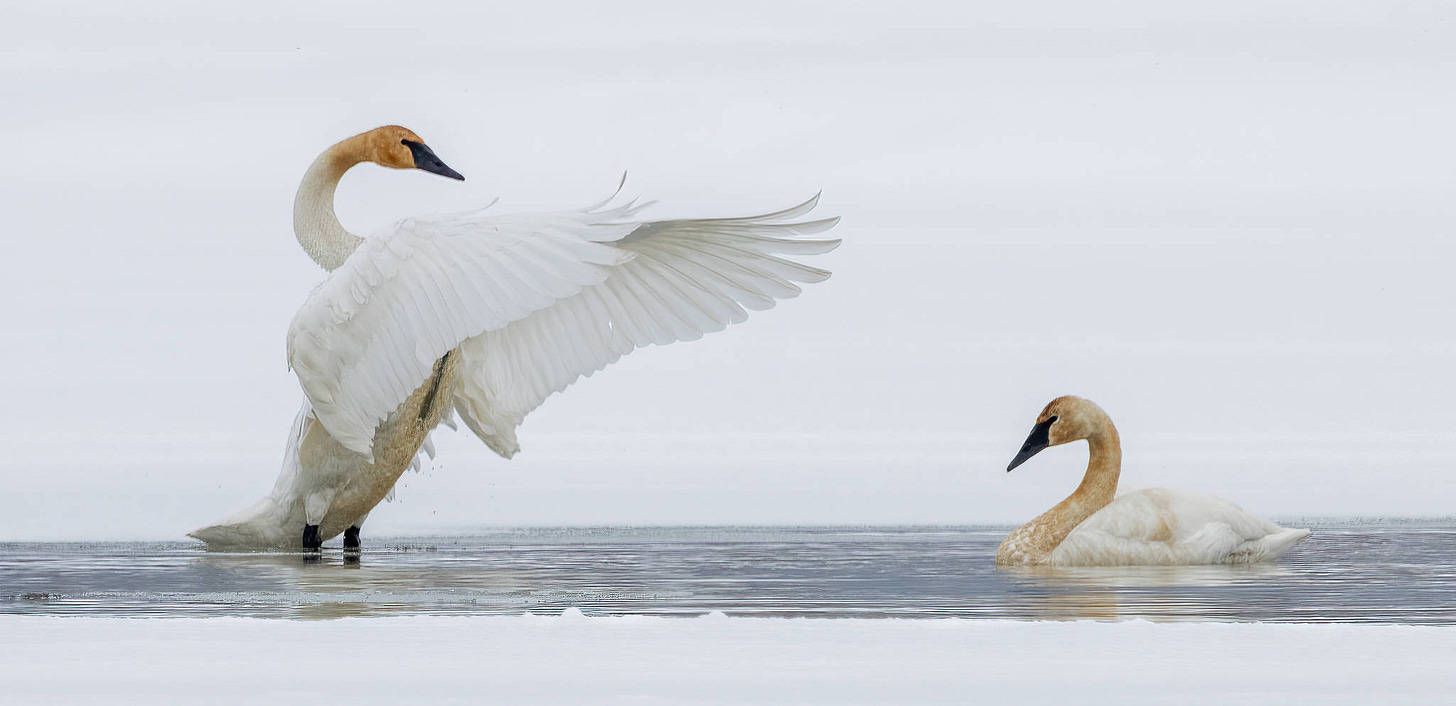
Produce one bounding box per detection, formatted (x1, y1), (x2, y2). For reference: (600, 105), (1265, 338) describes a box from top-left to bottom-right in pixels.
(451, 194), (840, 458)
(286, 205), (640, 459)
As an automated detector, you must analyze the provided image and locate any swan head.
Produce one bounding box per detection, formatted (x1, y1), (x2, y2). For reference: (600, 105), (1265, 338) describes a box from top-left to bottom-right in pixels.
(357, 125), (464, 181)
(1006, 396), (1108, 472)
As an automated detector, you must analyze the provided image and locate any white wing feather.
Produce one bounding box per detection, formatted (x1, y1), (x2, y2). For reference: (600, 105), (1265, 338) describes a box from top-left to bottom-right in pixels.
(1051, 488), (1310, 565)
(452, 194), (840, 458)
(287, 193), (839, 461)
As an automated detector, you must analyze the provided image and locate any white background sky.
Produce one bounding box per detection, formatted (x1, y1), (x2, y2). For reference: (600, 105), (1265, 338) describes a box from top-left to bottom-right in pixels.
(2, 1), (1454, 539)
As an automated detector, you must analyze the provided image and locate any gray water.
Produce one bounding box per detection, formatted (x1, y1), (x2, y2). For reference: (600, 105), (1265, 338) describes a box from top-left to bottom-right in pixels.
(2, 522), (1454, 622)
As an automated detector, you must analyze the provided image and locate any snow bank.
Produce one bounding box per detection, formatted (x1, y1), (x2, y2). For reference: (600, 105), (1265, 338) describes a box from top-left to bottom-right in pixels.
(3, 615), (1452, 704)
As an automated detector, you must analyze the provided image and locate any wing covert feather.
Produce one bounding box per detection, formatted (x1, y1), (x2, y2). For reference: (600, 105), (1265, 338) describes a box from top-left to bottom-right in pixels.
(287, 211), (636, 458)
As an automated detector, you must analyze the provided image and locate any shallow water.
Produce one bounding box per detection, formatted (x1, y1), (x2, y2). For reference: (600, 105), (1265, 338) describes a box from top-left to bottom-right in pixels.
(2, 522), (1454, 622)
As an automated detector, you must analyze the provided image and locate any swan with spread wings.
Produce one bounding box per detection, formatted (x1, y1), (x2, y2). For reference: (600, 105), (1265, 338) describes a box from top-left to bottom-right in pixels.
(190, 126), (840, 550)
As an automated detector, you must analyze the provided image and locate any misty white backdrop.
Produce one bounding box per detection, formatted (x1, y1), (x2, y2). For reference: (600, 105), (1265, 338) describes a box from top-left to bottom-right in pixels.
(2, 1), (1453, 539)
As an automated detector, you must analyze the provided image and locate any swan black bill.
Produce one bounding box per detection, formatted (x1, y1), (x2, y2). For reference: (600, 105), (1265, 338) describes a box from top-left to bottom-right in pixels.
(403, 140), (465, 181)
(1007, 418), (1054, 472)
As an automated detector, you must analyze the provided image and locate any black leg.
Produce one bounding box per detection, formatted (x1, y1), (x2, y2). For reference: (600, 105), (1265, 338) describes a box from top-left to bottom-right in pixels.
(302, 524), (322, 552)
(343, 526), (361, 551)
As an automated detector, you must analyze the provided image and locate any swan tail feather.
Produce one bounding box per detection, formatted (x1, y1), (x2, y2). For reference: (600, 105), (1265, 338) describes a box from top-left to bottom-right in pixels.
(189, 400), (313, 550)
(1244, 527), (1312, 562)
(188, 497), (299, 549)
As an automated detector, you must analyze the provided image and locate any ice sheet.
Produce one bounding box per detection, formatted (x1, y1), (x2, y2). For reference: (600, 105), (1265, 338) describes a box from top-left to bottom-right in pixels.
(4, 615), (1452, 705)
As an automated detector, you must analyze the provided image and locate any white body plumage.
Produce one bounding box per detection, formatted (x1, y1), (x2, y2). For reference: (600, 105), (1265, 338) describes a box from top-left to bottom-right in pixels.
(1001, 488), (1312, 567)
(192, 127), (839, 549)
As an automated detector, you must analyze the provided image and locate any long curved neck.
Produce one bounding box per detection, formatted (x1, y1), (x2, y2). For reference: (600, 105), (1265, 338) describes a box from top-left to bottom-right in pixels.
(1031, 418), (1123, 549)
(293, 136), (369, 271)
(1064, 425), (1122, 519)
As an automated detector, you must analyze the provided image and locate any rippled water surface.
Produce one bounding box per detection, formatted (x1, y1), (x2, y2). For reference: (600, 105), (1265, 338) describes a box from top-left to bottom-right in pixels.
(3, 523), (1454, 622)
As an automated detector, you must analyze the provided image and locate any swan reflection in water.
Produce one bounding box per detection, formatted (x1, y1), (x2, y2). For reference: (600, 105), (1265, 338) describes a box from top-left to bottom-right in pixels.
(194, 547), (540, 619)
(1002, 561), (1298, 588)
(997, 561), (1303, 621)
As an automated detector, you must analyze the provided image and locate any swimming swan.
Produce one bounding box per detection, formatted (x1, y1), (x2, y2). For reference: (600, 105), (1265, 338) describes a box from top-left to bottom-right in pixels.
(190, 125), (839, 551)
(997, 396), (1310, 566)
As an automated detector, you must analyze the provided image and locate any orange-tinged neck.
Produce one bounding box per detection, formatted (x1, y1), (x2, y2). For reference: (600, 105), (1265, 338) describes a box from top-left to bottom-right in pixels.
(998, 414), (1122, 565)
